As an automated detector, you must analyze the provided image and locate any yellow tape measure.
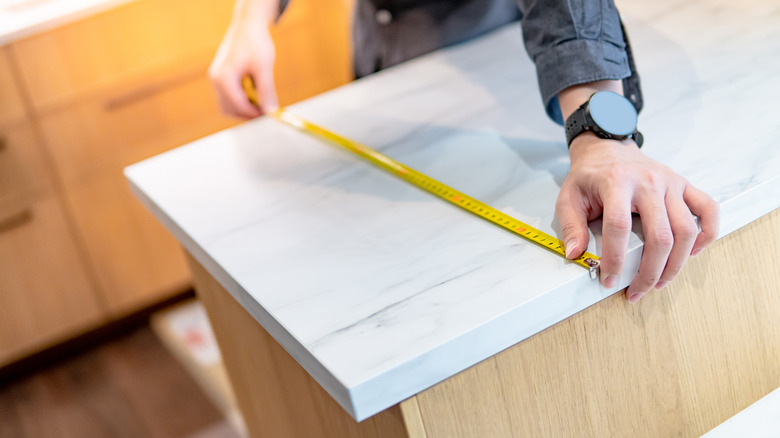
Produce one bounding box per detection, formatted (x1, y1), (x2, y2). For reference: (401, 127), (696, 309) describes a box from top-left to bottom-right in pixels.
(242, 77), (600, 275)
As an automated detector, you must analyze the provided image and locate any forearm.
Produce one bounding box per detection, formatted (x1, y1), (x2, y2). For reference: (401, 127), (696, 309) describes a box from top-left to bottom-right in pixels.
(210, 0), (281, 117)
(558, 80), (623, 122)
(515, 0), (632, 123)
(231, 0), (283, 27)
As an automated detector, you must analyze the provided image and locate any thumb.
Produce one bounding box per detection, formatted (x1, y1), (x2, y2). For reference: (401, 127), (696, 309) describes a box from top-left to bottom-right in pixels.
(556, 192), (591, 259)
(255, 62), (278, 114)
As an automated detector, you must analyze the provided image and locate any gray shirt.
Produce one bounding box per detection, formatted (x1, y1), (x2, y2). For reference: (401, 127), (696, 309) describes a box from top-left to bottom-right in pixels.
(282, 0), (642, 124)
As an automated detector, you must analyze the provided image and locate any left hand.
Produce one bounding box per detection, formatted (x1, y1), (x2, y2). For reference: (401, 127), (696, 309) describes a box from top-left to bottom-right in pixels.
(556, 133), (720, 302)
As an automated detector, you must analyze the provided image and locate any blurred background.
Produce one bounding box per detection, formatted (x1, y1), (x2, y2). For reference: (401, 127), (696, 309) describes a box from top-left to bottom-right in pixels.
(0, 0), (352, 436)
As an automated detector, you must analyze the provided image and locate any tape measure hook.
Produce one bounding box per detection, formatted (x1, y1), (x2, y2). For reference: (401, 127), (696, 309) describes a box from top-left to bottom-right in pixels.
(585, 258), (600, 280)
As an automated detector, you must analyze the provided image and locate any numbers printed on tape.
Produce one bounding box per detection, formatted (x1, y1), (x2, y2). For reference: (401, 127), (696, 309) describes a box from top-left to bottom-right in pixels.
(242, 76), (600, 276)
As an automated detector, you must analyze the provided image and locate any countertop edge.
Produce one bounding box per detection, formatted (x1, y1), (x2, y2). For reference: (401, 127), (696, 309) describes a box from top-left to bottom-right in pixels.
(124, 143), (780, 422)
(124, 168), (360, 419)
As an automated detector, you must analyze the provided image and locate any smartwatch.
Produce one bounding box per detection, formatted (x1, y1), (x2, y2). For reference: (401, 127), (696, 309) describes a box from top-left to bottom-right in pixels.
(565, 91), (643, 148)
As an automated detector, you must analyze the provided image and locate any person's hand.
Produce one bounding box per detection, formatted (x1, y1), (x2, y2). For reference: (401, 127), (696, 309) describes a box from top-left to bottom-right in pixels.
(208, 1), (278, 118)
(556, 133), (720, 303)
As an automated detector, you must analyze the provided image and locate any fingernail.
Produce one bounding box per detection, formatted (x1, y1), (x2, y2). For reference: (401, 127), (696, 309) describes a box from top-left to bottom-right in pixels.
(564, 240), (577, 259)
(655, 281), (668, 289)
(601, 274), (617, 289)
(628, 292), (644, 303)
(691, 248), (702, 257)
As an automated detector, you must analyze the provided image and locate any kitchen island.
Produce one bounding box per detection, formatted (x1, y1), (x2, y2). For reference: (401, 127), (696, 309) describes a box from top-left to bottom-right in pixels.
(126, 0), (780, 436)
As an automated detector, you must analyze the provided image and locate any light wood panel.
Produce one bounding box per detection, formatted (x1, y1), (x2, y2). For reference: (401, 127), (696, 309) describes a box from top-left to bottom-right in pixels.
(271, 0), (354, 106)
(10, 0), (235, 113)
(0, 47), (27, 126)
(399, 397), (429, 438)
(187, 254), (413, 438)
(11, 0), (353, 116)
(64, 167), (191, 316)
(28, 0), (353, 318)
(0, 122), (56, 202)
(183, 209), (778, 436)
(0, 195), (105, 366)
(37, 72), (237, 186)
(2, 0), (353, 362)
(412, 208), (780, 438)
(0, 119), (105, 366)
(0, 47), (106, 366)
(36, 73), (231, 316)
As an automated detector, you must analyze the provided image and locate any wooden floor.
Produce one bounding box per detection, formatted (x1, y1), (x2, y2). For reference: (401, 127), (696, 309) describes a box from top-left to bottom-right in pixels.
(0, 325), (240, 438)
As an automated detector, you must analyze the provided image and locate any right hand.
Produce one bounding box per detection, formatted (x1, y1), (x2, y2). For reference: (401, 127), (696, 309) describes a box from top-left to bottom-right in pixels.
(209, 13), (278, 118)
(556, 133), (719, 303)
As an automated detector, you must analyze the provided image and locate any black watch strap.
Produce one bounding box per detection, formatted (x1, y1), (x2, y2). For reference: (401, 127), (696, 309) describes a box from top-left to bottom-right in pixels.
(564, 102), (644, 148)
(565, 104), (589, 147)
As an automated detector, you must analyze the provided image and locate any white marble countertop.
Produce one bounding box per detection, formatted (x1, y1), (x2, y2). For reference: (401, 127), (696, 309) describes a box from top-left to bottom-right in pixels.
(126, 0), (780, 421)
(0, 0), (133, 45)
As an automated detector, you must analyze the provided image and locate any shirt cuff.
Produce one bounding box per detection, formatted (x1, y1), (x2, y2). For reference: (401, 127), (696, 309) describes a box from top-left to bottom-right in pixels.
(534, 39), (632, 125)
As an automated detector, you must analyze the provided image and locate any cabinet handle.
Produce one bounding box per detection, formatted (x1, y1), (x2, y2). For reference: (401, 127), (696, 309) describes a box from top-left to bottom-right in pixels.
(0, 207), (33, 234)
(104, 68), (204, 111)
(0, 135), (34, 234)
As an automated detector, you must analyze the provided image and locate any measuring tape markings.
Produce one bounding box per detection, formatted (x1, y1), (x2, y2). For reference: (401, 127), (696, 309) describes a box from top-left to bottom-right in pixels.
(242, 77), (600, 275)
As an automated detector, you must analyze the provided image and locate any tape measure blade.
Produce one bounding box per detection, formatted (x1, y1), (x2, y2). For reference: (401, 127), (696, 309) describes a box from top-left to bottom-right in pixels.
(270, 109), (599, 273)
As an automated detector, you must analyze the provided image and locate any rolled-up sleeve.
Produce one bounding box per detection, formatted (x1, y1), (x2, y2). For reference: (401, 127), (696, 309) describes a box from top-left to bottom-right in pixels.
(516, 0), (633, 124)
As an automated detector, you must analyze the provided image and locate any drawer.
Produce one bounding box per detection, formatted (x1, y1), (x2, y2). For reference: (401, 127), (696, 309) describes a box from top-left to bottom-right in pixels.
(38, 72), (237, 186)
(0, 122), (57, 203)
(11, 0), (234, 113)
(0, 47), (28, 126)
(0, 195), (106, 366)
(63, 165), (191, 316)
(12, 0), (352, 116)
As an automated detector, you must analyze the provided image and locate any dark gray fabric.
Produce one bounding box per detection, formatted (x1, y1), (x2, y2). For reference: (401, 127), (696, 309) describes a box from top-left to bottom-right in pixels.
(279, 0), (641, 124)
(353, 0), (640, 125)
(515, 0), (636, 123)
(353, 0), (522, 78)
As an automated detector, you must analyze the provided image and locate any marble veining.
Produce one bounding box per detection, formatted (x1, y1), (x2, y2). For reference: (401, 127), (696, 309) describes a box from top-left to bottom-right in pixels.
(126, 0), (780, 421)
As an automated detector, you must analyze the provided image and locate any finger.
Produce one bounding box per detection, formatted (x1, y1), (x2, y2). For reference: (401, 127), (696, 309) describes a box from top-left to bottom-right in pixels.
(253, 61), (279, 114)
(627, 193), (674, 302)
(555, 186), (591, 260)
(221, 71), (263, 119)
(684, 185), (720, 256)
(599, 188), (633, 289)
(213, 84), (244, 118)
(656, 195), (698, 288)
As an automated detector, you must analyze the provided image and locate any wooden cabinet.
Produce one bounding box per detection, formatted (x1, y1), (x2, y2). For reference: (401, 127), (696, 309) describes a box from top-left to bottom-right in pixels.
(0, 0), (351, 363)
(0, 49), (105, 363)
(0, 47), (27, 124)
(9, 0), (243, 317)
(10, 0), (236, 113)
(187, 210), (780, 438)
(36, 70), (235, 316)
(0, 194), (106, 365)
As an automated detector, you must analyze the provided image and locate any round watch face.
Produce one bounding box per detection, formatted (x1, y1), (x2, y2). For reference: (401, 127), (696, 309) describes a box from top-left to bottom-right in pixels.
(589, 91), (637, 136)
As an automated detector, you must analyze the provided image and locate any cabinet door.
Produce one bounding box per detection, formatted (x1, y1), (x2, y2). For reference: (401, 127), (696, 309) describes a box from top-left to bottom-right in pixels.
(0, 47), (27, 126)
(18, 0), (352, 317)
(0, 122), (105, 366)
(37, 73), (236, 316)
(10, 0), (235, 113)
(11, 0), (353, 115)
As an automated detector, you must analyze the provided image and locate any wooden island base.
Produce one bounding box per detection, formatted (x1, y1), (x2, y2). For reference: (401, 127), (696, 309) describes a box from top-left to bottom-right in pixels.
(187, 209), (779, 438)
